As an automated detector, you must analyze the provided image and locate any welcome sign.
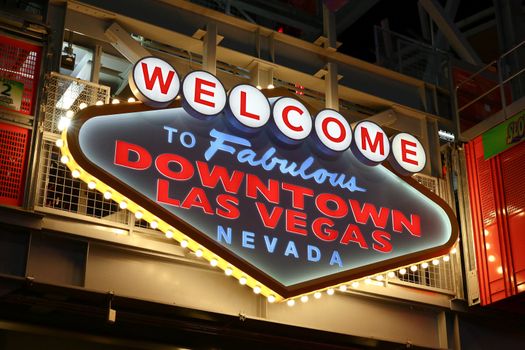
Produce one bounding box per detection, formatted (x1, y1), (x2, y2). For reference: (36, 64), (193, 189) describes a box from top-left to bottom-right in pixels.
(59, 57), (458, 301)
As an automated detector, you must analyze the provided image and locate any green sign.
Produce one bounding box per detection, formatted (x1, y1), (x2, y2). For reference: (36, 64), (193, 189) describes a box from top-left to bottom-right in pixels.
(0, 78), (24, 111)
(482, 110), (525, 159)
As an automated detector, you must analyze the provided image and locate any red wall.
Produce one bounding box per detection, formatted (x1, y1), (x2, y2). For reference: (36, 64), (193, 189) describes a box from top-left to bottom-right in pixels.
(465, 137), (525, 305)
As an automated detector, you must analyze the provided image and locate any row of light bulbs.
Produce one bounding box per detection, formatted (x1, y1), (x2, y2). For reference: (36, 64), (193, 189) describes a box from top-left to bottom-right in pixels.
(58, 98), (457, 305)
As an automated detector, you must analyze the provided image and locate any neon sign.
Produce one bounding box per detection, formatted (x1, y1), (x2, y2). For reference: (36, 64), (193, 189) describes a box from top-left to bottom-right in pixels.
(59, 57), (458, 301)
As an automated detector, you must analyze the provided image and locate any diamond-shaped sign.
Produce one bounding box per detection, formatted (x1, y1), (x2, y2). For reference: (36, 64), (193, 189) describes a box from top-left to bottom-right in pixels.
(62, 92), (457, 300)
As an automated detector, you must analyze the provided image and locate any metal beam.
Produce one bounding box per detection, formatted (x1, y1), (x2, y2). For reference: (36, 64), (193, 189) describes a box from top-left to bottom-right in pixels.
(335, 0), (379, 35)
(419, 0), (482, 65)
(202, 23), (217, 75)
(104, 22), (150, 63)
(325, 62), (339, 110)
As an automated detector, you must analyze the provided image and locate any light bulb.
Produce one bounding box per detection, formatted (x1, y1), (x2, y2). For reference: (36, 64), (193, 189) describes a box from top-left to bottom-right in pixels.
(287, 299), (295, 307)
(351, 281), (359, 288)
(267, 84), (275, 89)
(195, 249), (203, 257)
(165, 230), (174, 239)
(119, 201), (127, 209)
(104, 191), (112, 200)
(56, 139), (64, 148)
(127, 97), (136, 103)
(135, 211), (143, 219)
(399, 268), (407, 275)
(422, 262), (429, 269)
(443, 255), (450, 262)
(410, 265), (418, 272)
(180, 240), (188, 248)
(314, 292), (322, 299)
(71, 169), (80, 178)
(150, 221), (158, 229)
(225, 267), (233, 276)
(87, 181), (96, 189)
(326, 288), (334, 296)
(253, 286), (261, 294)
(239, 277), (247, 285)
(210, 258), (218, 267)
(66, 110), (74, 118)
(387, 271), (396, 278)
(60, 155), (69, 164)
(95, 100), (103, 106)
(267, 295), (276, 303)
(300, 295), (308, 303)
(376, 275), (384, 281)
(112, 98), (120, 104)
(432, 259), (440, 265)
(79, 102), (87, 110)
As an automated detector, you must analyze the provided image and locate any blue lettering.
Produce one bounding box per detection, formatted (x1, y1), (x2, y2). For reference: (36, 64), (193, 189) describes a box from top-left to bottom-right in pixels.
(180, 131), (196, 148)
(307, 245), (321, 262)
(217, 225), (232, 244)
(284, 241), (299, 258)
(329, 251), (343, 267)
(205, 129), (251, 161)
(242, 230), (255, 249)
(163, 126), (178, 143)
(264, 235), (278, 253)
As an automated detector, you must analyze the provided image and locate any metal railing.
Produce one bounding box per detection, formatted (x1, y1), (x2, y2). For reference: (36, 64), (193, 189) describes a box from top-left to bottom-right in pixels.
(455, 40), (525, 135)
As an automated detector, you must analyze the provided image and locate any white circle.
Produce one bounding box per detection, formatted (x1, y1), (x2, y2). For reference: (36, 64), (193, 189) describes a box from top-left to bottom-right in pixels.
(353, 121), (390, 163)
(272, 97), (312, 140)
(182, 71), (226, 116)
(391, 133), (426, 173)
(228, 84), (270, 128)
(314, 109), (352, 151)
(130, 57), (180, 107)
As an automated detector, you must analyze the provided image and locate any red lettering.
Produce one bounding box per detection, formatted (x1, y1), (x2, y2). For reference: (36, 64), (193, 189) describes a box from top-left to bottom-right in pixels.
(114, 140), (152, 170)
(361, 127), (385, 155)
(156, 179), (180, 207)
(246, 174), (279, 204)
(216, 194), (240, 219)
(286, 209), (307, 235)
(401, 139), (419, 165)
(155, 153), (194, 181)
(322, 117), (346, 143)
(282, 183), (314, 210)
(194, 77), (215, 107)
(340, 224), (369, 249)
(349, 200), (390, 228)
(392, 210), (421, 237)
(240, 90), (259, 120)
(372, 230), (392, 253)
(196, 161), (243, 194)
(141, 63), (175, 94)
(316, 193), (348, 218)
(282, 105), (303, 132)
(311, 217), (338, 242)
(181, 187), (213, 214)
(255, 202), (283, 229)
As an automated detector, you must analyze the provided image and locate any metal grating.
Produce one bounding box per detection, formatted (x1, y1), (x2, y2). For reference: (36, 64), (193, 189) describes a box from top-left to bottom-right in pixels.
(43, 73), (110, 134)
(0, 35), (42, 115)
(37, 140), (128, 224)
(393, 261), (454, 291)
(0, 121), (29, 206)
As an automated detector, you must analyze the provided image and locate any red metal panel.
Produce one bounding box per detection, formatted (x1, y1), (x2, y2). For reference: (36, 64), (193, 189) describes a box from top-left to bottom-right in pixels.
(0, 121), (29, 206)
(0, 35), (42, 115)
(466, 136), (525, 305)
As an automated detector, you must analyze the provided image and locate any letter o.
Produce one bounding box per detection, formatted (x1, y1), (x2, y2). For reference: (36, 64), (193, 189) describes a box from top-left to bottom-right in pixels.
(314, 109), (352, 151)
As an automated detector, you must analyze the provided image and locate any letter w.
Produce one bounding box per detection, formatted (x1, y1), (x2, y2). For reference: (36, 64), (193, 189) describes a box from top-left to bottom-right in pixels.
(197, 161), (244, 194)
(141, 63), (175, 94)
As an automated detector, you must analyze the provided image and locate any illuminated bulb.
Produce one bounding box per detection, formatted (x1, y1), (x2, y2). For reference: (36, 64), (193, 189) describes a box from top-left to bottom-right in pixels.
(387, 271), (396, 278)
(339, 285), (348, 292)
(451, 247), (457, 254)
(253, 286), (261, 294)
(112, 98), (120, 104)
(149, 221), (158, 229)
(66, 110), (74, 118)
(432, 259), (440, 266)
(60, 155), (69, 164)
(351, 281), (359, 288)
(225, 267), (233, 276)
(488, 255), (495, 262)
(443, 255), (450, 262)
(180, 240), (188, 248)
(314, 292), (322, 299)
(300, 295), (308, 303)
(127, 97), (136, 103)
(484, 229), (489, 236)
(376, 275), (384, 281)
(119, 201), (127, 209)
(239, 277), (247, 285)
(57, 117), (71, 131)
(326, 288), (334, 296)
(79, 102), (87, 110)
(422, 262), (429, 269)
(256, 85), (262, 90)
(410, 265), (418, 272)
(399, 268), (407, 275)
(195, 249), (203, 258)
(56, 139), (64, 148)
(103, 191), (112, 200)
(267, 295), (276, 303)
(210, 258), (218, 267)
(497, 266), (503, 274)
(365, 278), (372, 284)
(95, 100), (104, 106)
(135, 211), (143, 219)
(87, 181), (96, 189)
(287, 299), (295, 307)
(165, 230), (174, 239)
(485, 243), (491, 250)
(267, 84), (275, 89)
(71, 169), (80, 178)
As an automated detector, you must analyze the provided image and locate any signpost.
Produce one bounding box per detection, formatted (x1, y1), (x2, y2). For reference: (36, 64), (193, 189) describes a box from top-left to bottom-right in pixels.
(59, 57), (458, 301)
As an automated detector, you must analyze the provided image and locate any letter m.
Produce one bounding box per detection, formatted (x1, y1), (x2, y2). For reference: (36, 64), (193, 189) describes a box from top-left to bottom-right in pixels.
(141, 63), (175, 94)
